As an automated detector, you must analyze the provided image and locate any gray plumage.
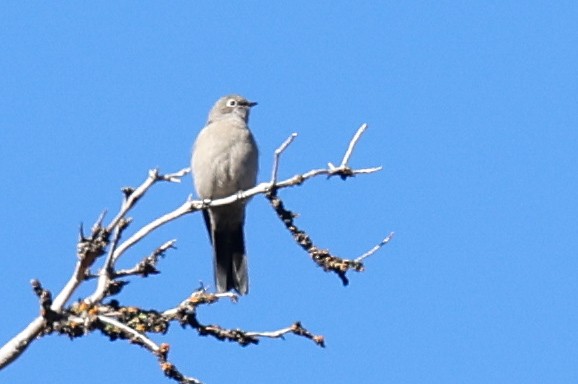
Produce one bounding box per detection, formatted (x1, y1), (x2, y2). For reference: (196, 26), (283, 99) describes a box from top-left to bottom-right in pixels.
(191, 95), (259, 295)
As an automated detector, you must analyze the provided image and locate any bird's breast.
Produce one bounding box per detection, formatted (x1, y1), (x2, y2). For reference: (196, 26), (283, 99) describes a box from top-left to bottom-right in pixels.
(193, 125), (258, 199)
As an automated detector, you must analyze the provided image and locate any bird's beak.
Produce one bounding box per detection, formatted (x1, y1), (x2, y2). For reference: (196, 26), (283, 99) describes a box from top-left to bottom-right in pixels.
(248, 101), (258, 107)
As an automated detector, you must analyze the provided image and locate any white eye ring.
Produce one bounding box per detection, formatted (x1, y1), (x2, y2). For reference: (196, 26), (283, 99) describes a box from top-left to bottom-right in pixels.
(226, 99), (238, 107)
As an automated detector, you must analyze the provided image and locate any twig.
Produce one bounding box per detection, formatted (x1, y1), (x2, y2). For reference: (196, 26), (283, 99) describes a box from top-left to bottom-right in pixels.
(97, 314), (160, 352)
(340, 123), (368, 167)
(266, 123), (391, 284)
(97, 314), (202, 384)
(86, 219), (128, 304)
(114, 239), (177, 278)
(325, 123), (376, 180)
(355, 232), (395, 263)
(111, 200), (198, 264)
(275, 166), (382, 187)
(52, 215), (109, 311)
(160, 167), (191, 182)
(271, 133), (298, 185)
(246, 322), (325, 347)
(107, 167), (190, 233)
(163, 289), (238, 318)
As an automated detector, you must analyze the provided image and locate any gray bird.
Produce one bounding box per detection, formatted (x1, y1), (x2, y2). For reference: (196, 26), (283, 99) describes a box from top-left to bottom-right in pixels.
(191, 94), (259, 295)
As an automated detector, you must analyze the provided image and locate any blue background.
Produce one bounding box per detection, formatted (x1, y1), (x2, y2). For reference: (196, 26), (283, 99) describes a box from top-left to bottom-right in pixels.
(1, 2), (577, 383)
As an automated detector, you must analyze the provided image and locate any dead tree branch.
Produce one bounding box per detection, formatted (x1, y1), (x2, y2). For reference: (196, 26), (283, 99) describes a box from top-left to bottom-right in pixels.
(0, 123), (390, 383)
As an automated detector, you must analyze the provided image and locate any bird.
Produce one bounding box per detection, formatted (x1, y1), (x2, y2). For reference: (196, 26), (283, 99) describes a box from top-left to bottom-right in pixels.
(191, 94), (259, 295)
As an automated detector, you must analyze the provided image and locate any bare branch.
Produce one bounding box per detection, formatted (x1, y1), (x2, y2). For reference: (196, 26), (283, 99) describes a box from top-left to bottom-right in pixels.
(266, 192), (393, 285)
(355, 232), (395, 263)
(339, 123), (368, 167)
(187, 320), (323, 348)
(162, 289), (238, 318)
(52, 215), (109, 310)
(97, 314), (160, 352)
(0, 124), (386, 383)
(276, 165), (383, 187)
(96, 314), (202, 384)
(0, 317), (45, 368)
(114, 239), (177, 278)
(271, 133), (298, 185)
(85, 218), (129, 305)
(160, 167), (191, 183)
(111, 199), (198, 264)
(107, 167), (190, 233)
(246, 322), (325, 347)
(161, 290), (323, 348)
(326, 123), (379, 180)
(263, 124), (391, 284)
(109, 159), (380, 268)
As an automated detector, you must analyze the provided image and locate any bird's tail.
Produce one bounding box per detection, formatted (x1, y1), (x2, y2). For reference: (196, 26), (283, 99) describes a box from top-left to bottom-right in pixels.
(212, 224), (249, 295)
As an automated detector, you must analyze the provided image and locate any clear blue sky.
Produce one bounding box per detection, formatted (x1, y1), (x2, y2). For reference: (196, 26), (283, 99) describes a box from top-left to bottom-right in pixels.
(1, 2), (577, 383)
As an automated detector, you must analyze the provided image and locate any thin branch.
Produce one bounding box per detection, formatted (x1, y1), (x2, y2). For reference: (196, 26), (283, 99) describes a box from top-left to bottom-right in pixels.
(275, 166), (382, 187)
(97, 315), (160, 352)
(86, 219), (128, 305)
(160, 290), (324, 348)
(52, 215), (109, 311)
(355, 232), (395, 263)
(327, 123), (376, 180)
(246, 322), (325, 347)
(267, 192), (393, 285)
(96, 314), (202, 384)
(339, 123), (368, 167)
(111, 199), (198, 264)
(265, 123), (392, 284)
(110, 163), (381, 266)
(113, 239), (177, 278)
(188, 320), (323, 348)
(160, 167), (191, 183)
(271, 133), (298, 185)
(107, 167), (190, 233)
(163, 290), (238, 318)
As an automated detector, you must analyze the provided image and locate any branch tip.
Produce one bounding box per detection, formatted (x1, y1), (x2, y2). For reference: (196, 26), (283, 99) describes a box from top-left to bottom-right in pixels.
(355, 232), (395, 263)
(271, 133), (298, 184)
(340, 122), (369, 167)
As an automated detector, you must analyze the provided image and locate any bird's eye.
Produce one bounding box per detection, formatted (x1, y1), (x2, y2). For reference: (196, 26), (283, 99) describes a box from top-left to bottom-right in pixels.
(226, 99), (238, 107)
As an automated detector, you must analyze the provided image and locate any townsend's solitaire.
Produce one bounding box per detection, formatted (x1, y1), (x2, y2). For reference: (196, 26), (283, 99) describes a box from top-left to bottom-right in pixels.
(191, 95), (259, 295)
